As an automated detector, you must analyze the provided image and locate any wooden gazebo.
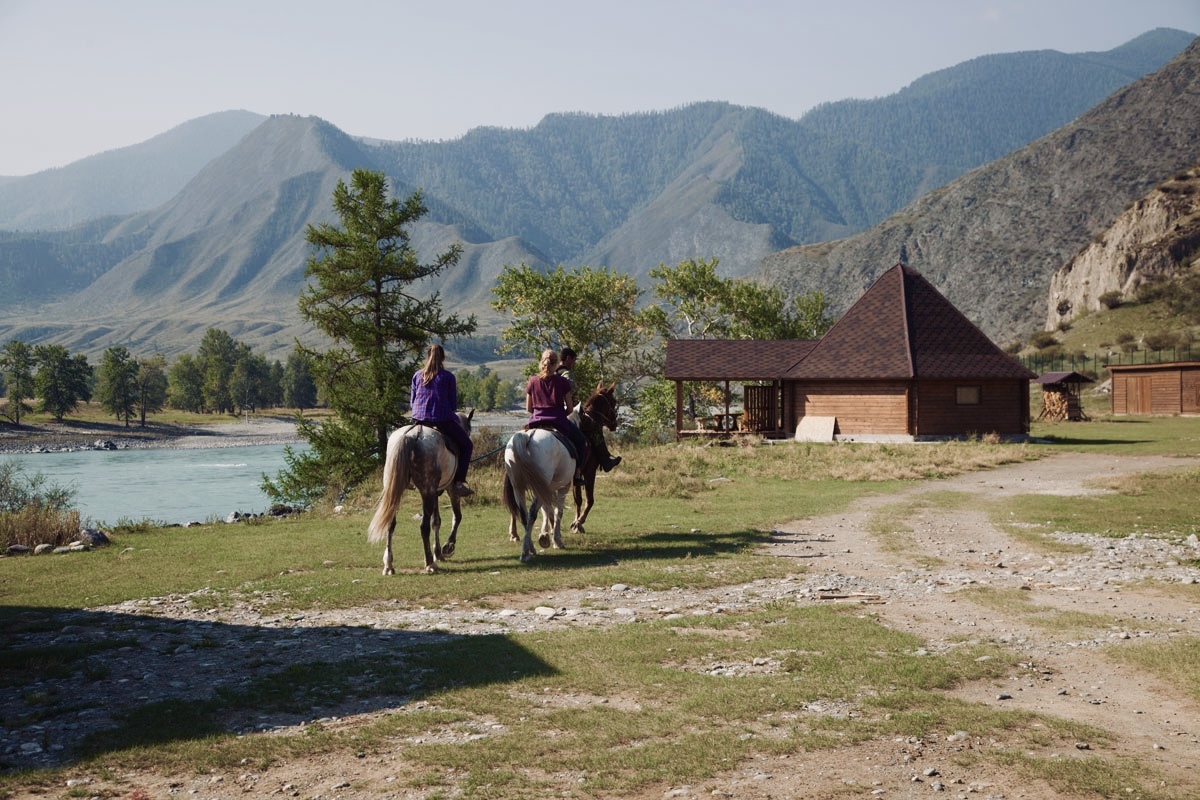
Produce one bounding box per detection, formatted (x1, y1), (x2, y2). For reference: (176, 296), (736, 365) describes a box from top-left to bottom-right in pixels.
(1034, 371), (1093, 421)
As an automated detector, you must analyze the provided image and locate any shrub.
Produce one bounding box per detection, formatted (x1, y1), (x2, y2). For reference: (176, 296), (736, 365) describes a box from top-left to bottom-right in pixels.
(1028, 330), (1059, 350)
(0, 460), (80, 549)
(1098, 290), (1123, 310)
(1144, 331), (1180, 351)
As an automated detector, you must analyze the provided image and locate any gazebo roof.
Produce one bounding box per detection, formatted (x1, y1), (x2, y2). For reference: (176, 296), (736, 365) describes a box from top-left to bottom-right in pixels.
(1035, 371), (1095, 385)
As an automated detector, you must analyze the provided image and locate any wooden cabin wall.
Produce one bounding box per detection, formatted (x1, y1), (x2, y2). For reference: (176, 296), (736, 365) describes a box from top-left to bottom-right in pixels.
(789, 381), (910, 434)
(914, 380), (1029, 435)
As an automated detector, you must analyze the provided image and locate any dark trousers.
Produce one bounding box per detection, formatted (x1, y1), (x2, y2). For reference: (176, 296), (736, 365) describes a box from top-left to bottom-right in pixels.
(422, 419), (473, 483)
(556, 419), (588, 467)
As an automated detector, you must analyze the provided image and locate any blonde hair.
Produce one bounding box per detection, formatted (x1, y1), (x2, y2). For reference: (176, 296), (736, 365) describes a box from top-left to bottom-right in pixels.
(537, 348), (558, 379)
(420, 344), (445, 385)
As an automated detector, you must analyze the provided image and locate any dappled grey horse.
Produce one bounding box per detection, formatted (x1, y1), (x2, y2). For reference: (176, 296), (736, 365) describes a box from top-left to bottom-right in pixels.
(367, 410), (473, 574)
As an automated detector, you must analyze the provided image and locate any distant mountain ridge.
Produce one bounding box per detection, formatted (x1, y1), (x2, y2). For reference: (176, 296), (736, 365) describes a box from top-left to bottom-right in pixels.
(758, 36), (1200, 345)
(0, 28), (1193, 360)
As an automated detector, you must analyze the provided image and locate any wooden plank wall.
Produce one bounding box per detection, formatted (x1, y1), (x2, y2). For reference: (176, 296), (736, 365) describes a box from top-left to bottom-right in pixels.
(914, 380), (1028, 435)
(790, 382), (910, 434)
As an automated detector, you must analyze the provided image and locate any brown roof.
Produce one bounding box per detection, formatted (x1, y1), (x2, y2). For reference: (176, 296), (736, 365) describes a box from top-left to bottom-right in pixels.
(664, 264), (1035, 382)
(664, 339), (817, 380)
(1035, 371), (1094, 384)
(785, 263), (1034, 380)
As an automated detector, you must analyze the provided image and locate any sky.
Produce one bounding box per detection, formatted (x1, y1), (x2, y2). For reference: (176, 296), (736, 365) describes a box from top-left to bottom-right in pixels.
(1, 0), (1197, 176)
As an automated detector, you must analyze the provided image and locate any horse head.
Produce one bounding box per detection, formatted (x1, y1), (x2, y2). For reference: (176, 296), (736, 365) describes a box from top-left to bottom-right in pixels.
(583, 381), (619, 432)
(457, 408), (474, 434)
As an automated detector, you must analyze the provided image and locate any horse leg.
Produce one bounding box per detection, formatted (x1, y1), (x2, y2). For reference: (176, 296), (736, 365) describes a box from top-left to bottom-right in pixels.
(441, 493), (461, 560)
(550, 489), (567, 549)
(383, 519), (396, 576)
(419, 492), (438, 574)
(430, 497), (443, 561)
(572, 471), (596, 534)
(535, 497), (553, 550)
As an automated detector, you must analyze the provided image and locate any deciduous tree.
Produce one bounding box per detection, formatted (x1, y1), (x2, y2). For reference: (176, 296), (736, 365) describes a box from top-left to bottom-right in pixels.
(0, 339), (34, 426)
(136, 354), (168, 426)
(33, 344), (91, 422)
(95, 346), (139, 426)
(491, 263), (656, 393)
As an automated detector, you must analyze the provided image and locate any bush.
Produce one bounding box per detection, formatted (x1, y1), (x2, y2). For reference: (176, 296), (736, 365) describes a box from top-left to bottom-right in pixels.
(0, 460), (80, 549)
(1098, 290), (1123, 310)
(1144, 331), (1181, 351)
(1028, 330), (1059, 350)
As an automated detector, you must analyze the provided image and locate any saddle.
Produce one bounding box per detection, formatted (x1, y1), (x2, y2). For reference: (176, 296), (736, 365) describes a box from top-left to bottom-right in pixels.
(523, 420), (579, 462)
(409, 421), (461, 461)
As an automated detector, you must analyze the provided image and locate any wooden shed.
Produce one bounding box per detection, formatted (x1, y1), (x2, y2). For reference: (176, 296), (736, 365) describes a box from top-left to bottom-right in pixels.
(1109, 361), (1200, 415)
(663, 263), (1035, 441)
(1035, 371), (1093, 421)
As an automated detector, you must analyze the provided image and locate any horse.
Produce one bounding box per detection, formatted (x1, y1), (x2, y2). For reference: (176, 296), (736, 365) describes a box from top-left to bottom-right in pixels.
(367, 410), (473, 575)
(570, 382), (619, 535)
(501, 425), (575, 563)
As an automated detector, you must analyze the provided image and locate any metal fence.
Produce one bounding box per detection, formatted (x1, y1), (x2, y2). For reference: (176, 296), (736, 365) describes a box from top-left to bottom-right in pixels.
(1018, 343), (1198, 378)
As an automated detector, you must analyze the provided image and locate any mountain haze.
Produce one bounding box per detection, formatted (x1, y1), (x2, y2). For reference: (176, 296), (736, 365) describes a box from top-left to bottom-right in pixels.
(0, 29), (1193, 360)
(758, 36), (1200, 347)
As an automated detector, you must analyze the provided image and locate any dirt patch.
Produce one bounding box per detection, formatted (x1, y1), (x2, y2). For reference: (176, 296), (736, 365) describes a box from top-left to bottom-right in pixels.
(4, 452), (1200, 798)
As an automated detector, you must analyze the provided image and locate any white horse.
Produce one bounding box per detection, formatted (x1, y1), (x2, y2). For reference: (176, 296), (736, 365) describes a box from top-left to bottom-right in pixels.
(501, 426), (575, 563)
(367, 410), (473, 575)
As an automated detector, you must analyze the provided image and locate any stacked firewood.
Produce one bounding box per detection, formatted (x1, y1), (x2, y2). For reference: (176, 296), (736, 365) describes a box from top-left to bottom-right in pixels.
(1039, 390), (1070, 421)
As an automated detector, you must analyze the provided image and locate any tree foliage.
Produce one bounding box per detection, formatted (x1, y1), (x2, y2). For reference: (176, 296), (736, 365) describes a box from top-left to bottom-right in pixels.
(33, 344), (91, 422)
(491, 262), (657, 394)
(135, 354), (168, 426)
(266, 169), (475, 506)
(95, 346), (139, 426)
(0, 339), (35, 426)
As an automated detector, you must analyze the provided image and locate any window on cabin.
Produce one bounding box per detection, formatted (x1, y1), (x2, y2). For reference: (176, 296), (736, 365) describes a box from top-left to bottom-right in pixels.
(956, 385), (981, 405)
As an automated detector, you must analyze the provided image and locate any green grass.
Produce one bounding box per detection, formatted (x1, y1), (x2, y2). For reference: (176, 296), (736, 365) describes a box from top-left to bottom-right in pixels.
(3, 422), (1200, 797)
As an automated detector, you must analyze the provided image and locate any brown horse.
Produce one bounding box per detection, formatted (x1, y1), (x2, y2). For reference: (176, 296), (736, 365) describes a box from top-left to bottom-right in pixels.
(367, 410), (473, 575)
(570, 382), (619, 534)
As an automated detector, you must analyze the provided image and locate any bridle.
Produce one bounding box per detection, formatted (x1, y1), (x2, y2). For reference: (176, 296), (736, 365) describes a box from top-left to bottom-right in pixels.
(582, 391), (618, 431)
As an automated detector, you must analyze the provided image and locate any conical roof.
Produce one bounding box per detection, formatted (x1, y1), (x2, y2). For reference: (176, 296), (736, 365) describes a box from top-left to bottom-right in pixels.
(785, 263), (1035, 380)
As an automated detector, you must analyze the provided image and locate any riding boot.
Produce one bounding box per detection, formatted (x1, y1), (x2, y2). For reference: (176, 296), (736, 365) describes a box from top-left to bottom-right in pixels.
(592, 431), (621, 472)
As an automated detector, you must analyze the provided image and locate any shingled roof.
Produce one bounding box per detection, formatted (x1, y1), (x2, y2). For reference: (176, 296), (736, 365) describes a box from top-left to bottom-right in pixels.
(784, 263), (1034, 380)
(663, 264), (1034, 382)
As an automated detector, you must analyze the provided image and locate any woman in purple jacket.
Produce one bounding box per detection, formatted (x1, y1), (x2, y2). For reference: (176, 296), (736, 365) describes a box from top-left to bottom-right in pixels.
(410, 344), (474, 496)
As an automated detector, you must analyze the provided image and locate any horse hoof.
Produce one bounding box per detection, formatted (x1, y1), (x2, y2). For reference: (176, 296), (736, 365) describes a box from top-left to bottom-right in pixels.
(440, 543), (455, 560)
(521, 552), (535, 563)
(423, 565), (438, 575)
(383, 567), (395, 576)
(538, 534), (551, 549)
(552, 536), (564, 549)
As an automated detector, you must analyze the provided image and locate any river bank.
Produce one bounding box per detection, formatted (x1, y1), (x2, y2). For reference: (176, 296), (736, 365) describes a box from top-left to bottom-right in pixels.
(0, 415), (303, 454)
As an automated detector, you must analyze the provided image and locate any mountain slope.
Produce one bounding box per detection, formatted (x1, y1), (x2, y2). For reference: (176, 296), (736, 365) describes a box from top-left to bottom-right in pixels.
(0, 111), (265, 230)
(758, 38), (1200, 347)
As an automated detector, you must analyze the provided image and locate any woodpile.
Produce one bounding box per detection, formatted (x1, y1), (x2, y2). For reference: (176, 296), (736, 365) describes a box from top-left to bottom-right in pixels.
(1039, 389), (1069, 420)
(1038, 388), (1089, 421)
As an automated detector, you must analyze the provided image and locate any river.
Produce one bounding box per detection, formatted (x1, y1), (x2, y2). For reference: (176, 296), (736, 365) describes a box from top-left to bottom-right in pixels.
(5, 444), (301, 526)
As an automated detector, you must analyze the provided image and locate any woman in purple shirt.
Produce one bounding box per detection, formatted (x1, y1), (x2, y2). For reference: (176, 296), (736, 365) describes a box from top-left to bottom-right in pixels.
(525, 348), (587, 485)
(410, 344), (474, 496)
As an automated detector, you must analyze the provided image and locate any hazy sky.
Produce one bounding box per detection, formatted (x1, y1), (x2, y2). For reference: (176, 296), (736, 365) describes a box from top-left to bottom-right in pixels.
(1, 0), (1197, 176)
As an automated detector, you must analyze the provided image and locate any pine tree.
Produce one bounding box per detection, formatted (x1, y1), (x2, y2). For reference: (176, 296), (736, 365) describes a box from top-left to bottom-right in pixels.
(266, 169), (475, 505)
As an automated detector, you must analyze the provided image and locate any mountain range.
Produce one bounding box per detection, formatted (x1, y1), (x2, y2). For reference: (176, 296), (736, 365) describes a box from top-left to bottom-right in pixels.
(0, 28), (1195, 361)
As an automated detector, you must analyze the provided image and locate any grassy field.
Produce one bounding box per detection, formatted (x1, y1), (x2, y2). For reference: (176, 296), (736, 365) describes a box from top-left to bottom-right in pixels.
(2, 416), (1199, 797)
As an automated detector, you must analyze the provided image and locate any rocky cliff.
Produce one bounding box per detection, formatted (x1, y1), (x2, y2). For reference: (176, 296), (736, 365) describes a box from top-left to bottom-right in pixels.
(1045, 166), (1200, 329)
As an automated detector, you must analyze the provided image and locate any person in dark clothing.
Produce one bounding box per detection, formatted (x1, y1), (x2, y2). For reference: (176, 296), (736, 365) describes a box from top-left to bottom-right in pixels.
(526, 348), (587, 485)
(557, 346), (621, 472)
(410, 344), (474, 496)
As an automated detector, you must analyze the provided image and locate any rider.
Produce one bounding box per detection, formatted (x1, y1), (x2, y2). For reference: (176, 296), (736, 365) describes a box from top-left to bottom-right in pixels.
(410, 343), (474, 496)
(557, 346), (621, 472)
(526, 348), (588, 486)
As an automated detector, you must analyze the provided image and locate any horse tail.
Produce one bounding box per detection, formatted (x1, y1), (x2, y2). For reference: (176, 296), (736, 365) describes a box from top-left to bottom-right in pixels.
(501, 469), (526, 527)
(368, 429), (413, 544)
(513, 430), (559, 512)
